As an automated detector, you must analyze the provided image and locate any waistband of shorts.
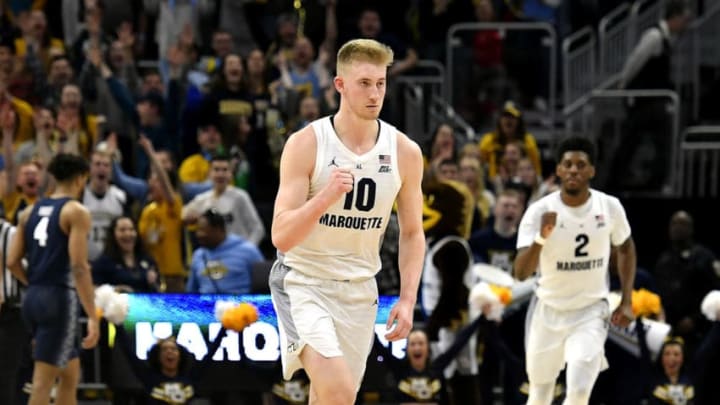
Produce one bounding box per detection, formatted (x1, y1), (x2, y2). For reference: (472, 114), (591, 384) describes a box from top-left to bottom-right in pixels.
(277, 262), (375, 283)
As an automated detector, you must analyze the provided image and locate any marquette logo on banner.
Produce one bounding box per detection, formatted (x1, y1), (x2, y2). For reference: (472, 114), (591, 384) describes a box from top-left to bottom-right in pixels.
(126, 294), (404, 363)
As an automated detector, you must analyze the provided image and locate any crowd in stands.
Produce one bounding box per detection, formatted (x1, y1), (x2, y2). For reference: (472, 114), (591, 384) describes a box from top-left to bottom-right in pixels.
(1, 0), (720, 404)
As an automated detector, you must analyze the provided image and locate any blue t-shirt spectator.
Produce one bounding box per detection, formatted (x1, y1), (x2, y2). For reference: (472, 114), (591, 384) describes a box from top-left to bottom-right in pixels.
(187, 234), (263, 294)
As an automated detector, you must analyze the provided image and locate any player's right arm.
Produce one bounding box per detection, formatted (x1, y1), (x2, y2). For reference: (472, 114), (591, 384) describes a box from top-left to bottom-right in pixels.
(6, 207), (31, 286)
(271, 126), (353, 253)
(513, 204), (556, 281)
(64, 201), (100, 349)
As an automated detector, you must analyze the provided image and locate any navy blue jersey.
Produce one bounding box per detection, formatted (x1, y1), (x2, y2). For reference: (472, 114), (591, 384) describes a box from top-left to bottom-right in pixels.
(24, 198), (73, 287)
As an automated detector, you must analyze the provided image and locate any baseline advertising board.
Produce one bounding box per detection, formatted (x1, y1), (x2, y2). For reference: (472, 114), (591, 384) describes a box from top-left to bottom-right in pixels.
(108, 294), (407, 392)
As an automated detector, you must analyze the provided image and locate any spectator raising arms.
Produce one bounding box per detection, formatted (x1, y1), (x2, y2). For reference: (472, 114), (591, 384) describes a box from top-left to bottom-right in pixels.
(137, 135), (185, 292)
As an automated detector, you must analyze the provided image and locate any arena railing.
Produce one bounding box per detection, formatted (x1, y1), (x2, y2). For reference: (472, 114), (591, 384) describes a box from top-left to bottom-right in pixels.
(395, 60), (446, 143)
(428, 94), (477, 144)
(562, 26), (596, 117)
(677, 126), (720, 198)
(598, 3), (633, 88)
(672, 1), (720, 121)
(630, 0), (664, 45)
(577, 89), (680, 195)
(444, 21), (557, 137)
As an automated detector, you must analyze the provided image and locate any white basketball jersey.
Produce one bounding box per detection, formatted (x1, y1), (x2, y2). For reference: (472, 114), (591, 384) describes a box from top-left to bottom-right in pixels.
(83, 185), (127, 260)
(517, 190), (631, 310)
(283, 116), (402, 281)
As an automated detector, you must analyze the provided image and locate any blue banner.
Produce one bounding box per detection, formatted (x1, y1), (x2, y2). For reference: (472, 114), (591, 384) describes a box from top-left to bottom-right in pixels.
(121, 294), (406, 363)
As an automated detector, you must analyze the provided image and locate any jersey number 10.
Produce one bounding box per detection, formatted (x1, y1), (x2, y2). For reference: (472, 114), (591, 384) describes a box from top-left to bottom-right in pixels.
(343, 178), (377, 212)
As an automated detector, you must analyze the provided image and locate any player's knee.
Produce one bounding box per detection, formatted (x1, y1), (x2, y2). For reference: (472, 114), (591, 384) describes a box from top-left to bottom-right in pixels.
(527, 382), (555, 405)
(316, 380), (355, 405)
(57, 359), (80, 388)
(563, 388), (592, 405)
(30, 375), (56, 394)
(56, 372), (79, 391)
(564, 358), (599, 405)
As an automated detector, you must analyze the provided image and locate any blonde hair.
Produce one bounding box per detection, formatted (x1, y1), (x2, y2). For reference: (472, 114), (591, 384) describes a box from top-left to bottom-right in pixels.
(458, 155), (492, 223)
(336, 39), (394, 76)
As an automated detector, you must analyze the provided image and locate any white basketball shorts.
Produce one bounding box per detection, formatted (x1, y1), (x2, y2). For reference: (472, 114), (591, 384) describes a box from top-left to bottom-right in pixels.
(525, 298), (610, 384)
(269, 260), (378, 390)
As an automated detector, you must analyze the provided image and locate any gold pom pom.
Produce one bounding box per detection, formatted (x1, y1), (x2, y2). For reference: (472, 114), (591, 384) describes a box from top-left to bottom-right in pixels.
(632, 289), (662, 317)
(221, 303), (259, 331)
(489, 284), (513, 305)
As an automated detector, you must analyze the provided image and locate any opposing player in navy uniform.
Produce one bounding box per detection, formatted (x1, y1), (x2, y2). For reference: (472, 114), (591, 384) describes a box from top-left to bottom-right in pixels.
(270, 38), (425, 405)
(514, 137), (637, 405)
(7, 153), (99, 405)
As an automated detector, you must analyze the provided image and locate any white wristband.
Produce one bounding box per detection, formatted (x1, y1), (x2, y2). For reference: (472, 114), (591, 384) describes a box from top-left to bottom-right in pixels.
(534, 233), (546, 246)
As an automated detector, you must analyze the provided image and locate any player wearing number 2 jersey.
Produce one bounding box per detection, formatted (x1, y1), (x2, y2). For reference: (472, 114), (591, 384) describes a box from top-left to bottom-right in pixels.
(269, 39), (425, 405)
(7, 154), (99, 405)
(514, 137), (637, 405)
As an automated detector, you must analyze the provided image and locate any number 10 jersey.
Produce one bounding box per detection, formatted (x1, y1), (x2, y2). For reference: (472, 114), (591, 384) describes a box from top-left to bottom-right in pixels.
(282, 116), (402, 281)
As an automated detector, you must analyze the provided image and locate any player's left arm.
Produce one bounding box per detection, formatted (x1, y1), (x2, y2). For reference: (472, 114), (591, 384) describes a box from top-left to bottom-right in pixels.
(65, 202), (100, 349)
(6, 207), (30, 285)
(610, 198), (636, 327)
(613, 236), (636, 324)
(386, 132), (426, 341)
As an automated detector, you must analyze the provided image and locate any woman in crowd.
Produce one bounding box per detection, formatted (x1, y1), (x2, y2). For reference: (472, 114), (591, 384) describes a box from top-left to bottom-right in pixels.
(458, 152), (495, 231)
(516, 157), (556, 205)
(115, 325), (228, 404)
(424, 123), (458, 176)
(637, 315), (720, 404)
(478, 101), (540, 180)
(92, 216), (158, 293)
(647, 337), (694, 405)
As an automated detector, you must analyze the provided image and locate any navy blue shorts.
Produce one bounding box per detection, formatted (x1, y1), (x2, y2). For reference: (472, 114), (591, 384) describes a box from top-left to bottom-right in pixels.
(22, 286), (79, 367)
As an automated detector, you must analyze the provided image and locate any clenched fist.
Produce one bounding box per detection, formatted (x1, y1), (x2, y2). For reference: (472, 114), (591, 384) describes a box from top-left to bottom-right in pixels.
(541, 211), (557, 238)
(324, 167), (355, 201)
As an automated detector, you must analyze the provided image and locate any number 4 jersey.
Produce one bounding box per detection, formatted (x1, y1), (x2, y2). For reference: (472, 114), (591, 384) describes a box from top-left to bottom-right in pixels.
(24, 197), (73, 287)
(517, 190), (631, 310)
(282, 116), (402, 281)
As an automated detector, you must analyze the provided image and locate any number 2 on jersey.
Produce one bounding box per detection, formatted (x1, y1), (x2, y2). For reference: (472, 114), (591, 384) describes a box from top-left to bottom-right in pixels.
(33, 217), (50, 247)
(574, 233), (589, 257)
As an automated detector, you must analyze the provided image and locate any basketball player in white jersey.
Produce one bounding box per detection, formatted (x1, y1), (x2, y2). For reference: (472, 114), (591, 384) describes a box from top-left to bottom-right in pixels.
(269, 38), (425, 405)
(514, 137), (637, 405)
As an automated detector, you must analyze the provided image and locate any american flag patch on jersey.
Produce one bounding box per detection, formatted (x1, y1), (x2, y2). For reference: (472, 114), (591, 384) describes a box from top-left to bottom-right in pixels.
(595, 214), (605, 228)
(379, 154), (391, 164)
